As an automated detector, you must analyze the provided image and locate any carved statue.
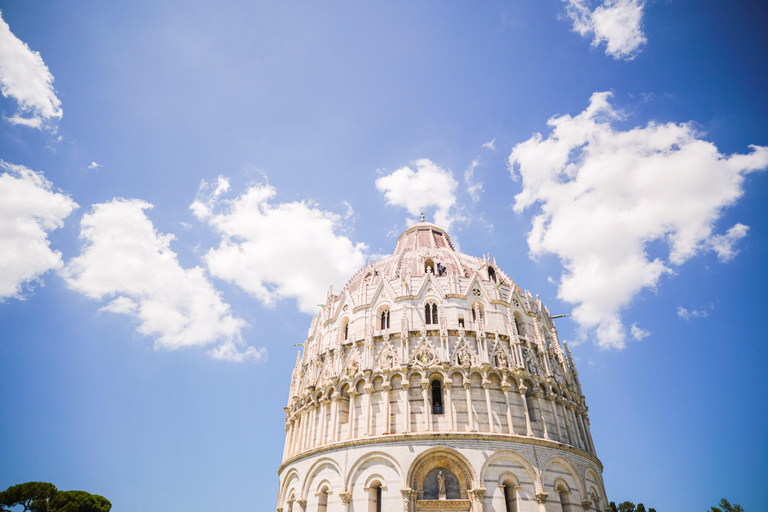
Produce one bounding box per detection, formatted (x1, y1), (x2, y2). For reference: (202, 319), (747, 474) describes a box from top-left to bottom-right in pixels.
(437, 471), (446, 498)
(495, 351), (507, 368)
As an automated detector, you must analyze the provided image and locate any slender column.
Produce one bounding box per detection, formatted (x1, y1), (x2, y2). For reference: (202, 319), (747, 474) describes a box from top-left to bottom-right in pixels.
(568, 404), (583, 449)
(501, 383), (515, 434)
(469, 488), (486, 512)
(331, 395), (342, 442)
(348, 391), (359, 439)
(533, 390), (549, 440)
(547, 394), (563, 442)
(309, 404), (318, 447)
(464, 380), (475, 431)
(293, 413), (302, 454)
(282, 423), (291, 461)
(558, 398), (574, 445)
(299, 408), (309, 451)
(383, 383), (392, 434)
(402, 382), (411, 433)
(577, 411), (592, 453)
(319, 399), (330, 446)
(482, 379), (494, 433)
(518, 386), (533, 436)
(584, 416), (597, 454)
(421, 379), (431, 432)
(445, 379), (454, 432)
(364, 384), (374, 436)
(400, 489), (416, 512)
(535, 493), (548, 512)
(339, 492), (352, 512)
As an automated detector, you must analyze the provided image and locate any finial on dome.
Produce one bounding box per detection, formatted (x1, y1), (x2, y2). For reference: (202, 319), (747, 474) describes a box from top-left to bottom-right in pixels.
(420, 212), (425, 222)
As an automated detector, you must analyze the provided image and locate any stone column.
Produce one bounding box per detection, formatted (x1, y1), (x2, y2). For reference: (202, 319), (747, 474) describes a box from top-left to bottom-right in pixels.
(339, 492), (352, 512)
(364, 384), (374, 436)
(400, 489), (416, 512)
(319, 399), (330, 446)
(348, 390), (359, 439)
(585, 416), (597, 454)
(533, 390), (549, 440)
(577, 411), (592, 453)
(469, 488), (486, 512)
(383, 383), (392, 434)
(568, 404), (584, 450)
(402, 382), (411, 433)
(535, 493), (548, 512)
(293, 413), (302, 454)
(445, 379), (454, 432)
(464, 380), (475, 431)
(558, 398), (574, 445)
(518, 386), (533, 436)
(501, 383), (515, 434)
(299, 408), (309, 452)
(309, 403), (318, 448)
(482, 379), (494, 433)
(547, 394), (562, 443)
(283, 421), (293, 460)
(421, 379), (431, 432)
(331, 394), (342, 442)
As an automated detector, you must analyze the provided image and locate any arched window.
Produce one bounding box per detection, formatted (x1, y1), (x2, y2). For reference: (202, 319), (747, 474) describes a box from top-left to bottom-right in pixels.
(380, 308), (390, 329)
(431, 380), (443, 414)
(458, 317), (465, 328)
(318, 486), (329, 512)
(501, 480), (518, 512)
(488, 267), (496, 283)
(367, 481), (383, 512)
(514, 313), (525, 336)
(424, 258), (435, 274)
(471, 303), (483, 323)
(556, 484), (572, 512)
(341, 318), (349, 341)
(425, 303), (438, 325)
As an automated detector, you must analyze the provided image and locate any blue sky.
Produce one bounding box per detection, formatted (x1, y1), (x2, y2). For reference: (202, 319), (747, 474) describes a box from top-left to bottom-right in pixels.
(1, 1), (767, 510)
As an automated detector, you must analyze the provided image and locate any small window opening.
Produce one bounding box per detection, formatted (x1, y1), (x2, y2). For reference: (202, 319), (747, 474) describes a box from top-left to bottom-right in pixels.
(424, 258), (435, 274)
(368, 482), (383, 512)
(343, 320), (349, 341)
(488, 267), (496, 283)
(380, 310), (390, 330)
(318, 487), (329, 512)
(425, 303), (438, 325)
(458, 317), (465, 328)
(431, 380), (443, 414)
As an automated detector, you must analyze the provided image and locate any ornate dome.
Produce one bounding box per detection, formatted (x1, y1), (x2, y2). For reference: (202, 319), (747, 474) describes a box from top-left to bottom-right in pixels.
(276, 223), (608, 512)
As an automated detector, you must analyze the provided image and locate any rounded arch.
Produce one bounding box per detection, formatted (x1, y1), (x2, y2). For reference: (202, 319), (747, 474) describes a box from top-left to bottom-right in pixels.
(426, 368), (447, 382)
(346, 451), (404, 491)
(301, 457), (343, 499)
(584, 466), (607, 507)
(407, 446), (475, 491)
(541, 455), (586, 497)
(480, 449), (539, 492)
(553, 478), (571, 493)
(364, 473), (389, 489)
(340, 316), (351, 341)
(314, 479), (334, 495)
(423, 300), (439, 325)
(377, 304), (392, 330)
(279, 468), (301, 504)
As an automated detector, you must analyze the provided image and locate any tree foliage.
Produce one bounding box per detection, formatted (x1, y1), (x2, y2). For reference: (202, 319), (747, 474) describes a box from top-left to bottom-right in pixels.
(709, 498), (744, 512)
(609, 501), (656, 512)
(0, 483), (110, 512)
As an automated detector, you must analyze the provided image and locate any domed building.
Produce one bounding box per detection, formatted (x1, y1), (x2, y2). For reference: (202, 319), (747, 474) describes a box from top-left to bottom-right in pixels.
(276, 221), (609, 512)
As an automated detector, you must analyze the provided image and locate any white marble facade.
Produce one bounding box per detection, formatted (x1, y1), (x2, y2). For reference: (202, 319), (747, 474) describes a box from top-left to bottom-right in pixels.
(276, 222), (609, 512)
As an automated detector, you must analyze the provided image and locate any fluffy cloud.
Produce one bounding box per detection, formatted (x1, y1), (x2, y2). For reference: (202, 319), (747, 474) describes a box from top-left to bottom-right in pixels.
(376, 159), (462, 231)
(563, 0), (647, 60)
(509, 91), (768, 349)
(630, 323), (650, 341)
(464, 159), (483, 203)
(61, 198), (257, 361)
(482, 138), (496, 151)
(0, 162), (78, 299)
(87, 162), (102, 170)
(677, 306), (708, 321)
(0, 12), (62, 128)
(192, 179), (368, 314)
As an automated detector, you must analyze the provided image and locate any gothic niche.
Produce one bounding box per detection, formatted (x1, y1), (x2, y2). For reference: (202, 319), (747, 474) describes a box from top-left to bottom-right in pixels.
(423, 468), (461, 500)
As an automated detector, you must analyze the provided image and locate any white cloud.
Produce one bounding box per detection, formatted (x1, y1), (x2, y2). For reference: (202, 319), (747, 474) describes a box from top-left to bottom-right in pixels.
(0, 162), (78, 299)
(509, 91), (768, 350)
(88, 162), (102, 170)
(563, 0), (647, 60)
(630, 323), (650, 340)
(61, 198), (256, 361)
(482, 138), (496, 151)
(375, 158), (462, 231)
(0, 11), (62, 128)
(677, 306), (708, 321)
(193, 179), (368, 314)
(464, 159), (484, 202)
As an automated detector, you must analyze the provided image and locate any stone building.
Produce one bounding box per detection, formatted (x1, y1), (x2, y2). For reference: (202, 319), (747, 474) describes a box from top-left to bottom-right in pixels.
(276, 221), (609, 512)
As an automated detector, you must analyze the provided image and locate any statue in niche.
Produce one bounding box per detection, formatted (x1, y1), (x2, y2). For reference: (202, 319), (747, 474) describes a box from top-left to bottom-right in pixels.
(348, 357), (359, 376)
(495, 351), (507, 368)
(437, 471), (446, 500)
(457, 348), (471, 367)
(527, 358), (539, 376)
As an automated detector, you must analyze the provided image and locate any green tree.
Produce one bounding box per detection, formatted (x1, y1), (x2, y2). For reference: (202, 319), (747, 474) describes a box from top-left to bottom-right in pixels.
(709, 498), (744, 512)
(0, 482), (57, 512)
(636, 504), (647, 512)
(618, 502), (636, 512)
(0, 484), (110, 512)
